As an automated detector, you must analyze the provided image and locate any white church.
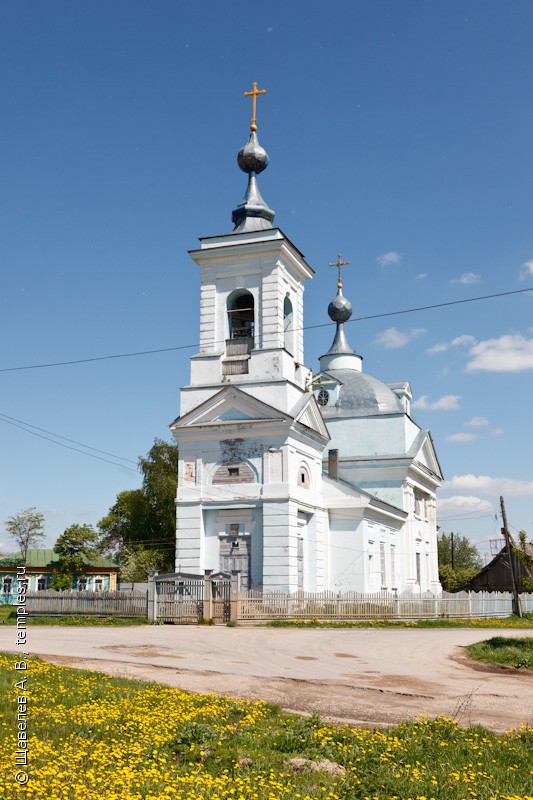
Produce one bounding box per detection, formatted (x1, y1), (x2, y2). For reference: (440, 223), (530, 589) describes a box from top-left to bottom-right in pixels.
(170, 87), (443, 595)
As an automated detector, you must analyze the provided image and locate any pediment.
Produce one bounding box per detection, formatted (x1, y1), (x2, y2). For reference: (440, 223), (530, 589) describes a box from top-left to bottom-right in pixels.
(171, 386), (289, 429)
(292, 394), (330, 441)
(412, 431), (443, 481)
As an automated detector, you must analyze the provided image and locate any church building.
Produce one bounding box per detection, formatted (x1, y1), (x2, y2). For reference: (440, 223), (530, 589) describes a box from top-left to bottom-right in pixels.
(170, 85), (443, 594)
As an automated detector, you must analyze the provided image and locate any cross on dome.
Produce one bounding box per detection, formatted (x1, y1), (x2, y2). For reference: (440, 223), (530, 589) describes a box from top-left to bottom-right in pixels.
(243, 82), (267, 132)
(328, 254), (351, 290)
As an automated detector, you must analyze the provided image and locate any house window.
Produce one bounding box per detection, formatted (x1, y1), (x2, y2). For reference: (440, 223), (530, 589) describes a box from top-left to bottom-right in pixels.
(3, 577), (13, 594)
(228, 467), (239, 477)
(380, 542), (387, 589)
(37, 577), (47, 591)
(415, 553), (421, 585)
(230, 523), (240, 536)
(390, 545), (397, 589)
(94, 578), (103, 592)
(78, 578), (87, 591)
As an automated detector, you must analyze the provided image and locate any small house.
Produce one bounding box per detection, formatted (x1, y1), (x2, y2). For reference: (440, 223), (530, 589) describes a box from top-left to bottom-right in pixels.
(0, 549), (119, 603)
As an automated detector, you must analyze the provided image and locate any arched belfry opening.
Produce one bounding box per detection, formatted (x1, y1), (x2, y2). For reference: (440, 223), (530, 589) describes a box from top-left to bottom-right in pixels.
(283, 296), (294, 355)
(227, 290), (254, 340)
(224, 289), (255, 375)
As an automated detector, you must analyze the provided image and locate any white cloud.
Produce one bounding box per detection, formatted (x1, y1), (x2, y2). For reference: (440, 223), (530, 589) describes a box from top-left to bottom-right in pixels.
(490, 428), (504, 436)
(412, 394), (461, 411)
(437, 495), (494, 518)
(415, 273), (427, 280)
(451, 272), (481, 285)
(444, 474), (533, 496)
(445, 432), (479, 442)
(465, 416), (489, 427)
(426, 334), (476, 355)
(373, 326), (426, 349)
(377, 251), (401, 267)
(466, 333), (533, 372)
(0, 541), (19, 554)
(520, 259), (533, 280)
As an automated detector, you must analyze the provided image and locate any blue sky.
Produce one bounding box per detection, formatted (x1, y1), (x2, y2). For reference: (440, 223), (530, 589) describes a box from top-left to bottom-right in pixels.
(1, 1), (532, 563)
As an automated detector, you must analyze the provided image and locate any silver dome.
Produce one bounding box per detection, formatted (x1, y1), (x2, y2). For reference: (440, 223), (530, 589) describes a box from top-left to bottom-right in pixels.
(319, 368), (404, 418)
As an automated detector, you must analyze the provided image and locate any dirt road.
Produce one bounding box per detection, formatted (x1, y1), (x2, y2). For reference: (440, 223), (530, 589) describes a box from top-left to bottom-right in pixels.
(1, 625), (531, 731)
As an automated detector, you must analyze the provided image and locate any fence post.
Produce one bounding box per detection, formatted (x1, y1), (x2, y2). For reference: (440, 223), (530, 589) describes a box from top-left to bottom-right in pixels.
(230, 570), (241, 623)
(393, 590), (400, 619)
(147, 571), (158, 623)
(203, 570), (213, 622)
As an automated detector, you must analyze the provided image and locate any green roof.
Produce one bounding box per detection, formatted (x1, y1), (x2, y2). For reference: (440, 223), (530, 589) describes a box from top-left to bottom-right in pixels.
(0, 549), (118, 570)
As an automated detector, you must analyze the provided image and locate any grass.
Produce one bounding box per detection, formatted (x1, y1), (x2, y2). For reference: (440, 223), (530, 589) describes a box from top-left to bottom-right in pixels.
(266, 614), (533, 629)
(0, 605), (147, 625)
(0, 652), (532, 800)
(466, 636), (533, 670)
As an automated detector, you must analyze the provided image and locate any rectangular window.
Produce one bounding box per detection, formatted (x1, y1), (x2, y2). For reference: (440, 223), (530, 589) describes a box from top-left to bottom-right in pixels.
(37, 578), (46, 591)
(390, 545), (396, 589)
(228, 467), (239, 477)
(230, 523), (240, 536)
(415, 553), (421, 584)
(380, 542), (387, 589)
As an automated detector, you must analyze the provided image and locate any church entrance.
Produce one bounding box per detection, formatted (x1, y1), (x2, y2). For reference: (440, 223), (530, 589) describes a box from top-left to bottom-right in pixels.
(219, 535), (251, 589)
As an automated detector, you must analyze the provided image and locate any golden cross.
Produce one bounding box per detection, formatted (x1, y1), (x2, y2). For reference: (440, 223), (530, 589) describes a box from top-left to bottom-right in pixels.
(328, 254), (351, 289)
(243, 81), (267, 132)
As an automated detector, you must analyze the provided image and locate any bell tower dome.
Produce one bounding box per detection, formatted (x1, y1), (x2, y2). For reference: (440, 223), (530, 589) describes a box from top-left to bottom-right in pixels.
(180, 83), (315, 416)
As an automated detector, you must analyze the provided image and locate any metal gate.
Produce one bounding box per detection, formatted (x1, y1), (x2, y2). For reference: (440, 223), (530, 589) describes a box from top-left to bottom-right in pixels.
(152, 571), (232, 624)
(155, 572), (204, 623)
(211, 572), (231, 623)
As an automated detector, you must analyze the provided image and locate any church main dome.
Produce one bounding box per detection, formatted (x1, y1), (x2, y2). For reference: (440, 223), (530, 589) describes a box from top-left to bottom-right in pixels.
(318, 368), (405, 418)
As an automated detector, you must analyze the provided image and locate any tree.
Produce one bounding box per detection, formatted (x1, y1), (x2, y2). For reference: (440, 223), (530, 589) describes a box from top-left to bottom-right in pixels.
(513, 531), (533, 592)
(98, 489), (151, 556)
(4, 507), (46, 564)
(52, 524), (100, 589)
(97, 438), (178, 576)
(119, 547), (165, 583)
(437, 531), (482, 591)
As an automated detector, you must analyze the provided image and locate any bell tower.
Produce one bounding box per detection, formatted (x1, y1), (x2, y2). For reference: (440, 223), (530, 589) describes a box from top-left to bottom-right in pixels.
(180, 83), (314, 417)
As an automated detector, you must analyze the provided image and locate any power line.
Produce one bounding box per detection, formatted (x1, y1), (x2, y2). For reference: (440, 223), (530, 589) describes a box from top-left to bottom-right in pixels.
(0, 412), (137, 464)
(0, 416), (138, 472)
(0, 286), (531, 373)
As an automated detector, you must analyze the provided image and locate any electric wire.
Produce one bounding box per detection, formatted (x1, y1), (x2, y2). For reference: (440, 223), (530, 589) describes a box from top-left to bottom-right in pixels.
(0, 416), (138, 472)
(0, 411), (137, 464)
(1, 286), (531, 373)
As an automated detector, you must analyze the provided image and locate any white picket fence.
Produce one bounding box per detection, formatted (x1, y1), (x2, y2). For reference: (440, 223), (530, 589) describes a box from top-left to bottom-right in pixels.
(9, 587), (533, 623)
(235, 589), (533, 624)
(24, 590), (148, 617)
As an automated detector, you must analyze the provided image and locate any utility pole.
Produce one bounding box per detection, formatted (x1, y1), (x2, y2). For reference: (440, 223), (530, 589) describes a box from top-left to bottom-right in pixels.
(450, 531), (455, 570)
(500, 496), (521, 617)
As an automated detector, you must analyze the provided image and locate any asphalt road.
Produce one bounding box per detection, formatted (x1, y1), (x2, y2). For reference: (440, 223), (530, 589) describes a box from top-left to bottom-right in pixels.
(1, 625), (531, 731)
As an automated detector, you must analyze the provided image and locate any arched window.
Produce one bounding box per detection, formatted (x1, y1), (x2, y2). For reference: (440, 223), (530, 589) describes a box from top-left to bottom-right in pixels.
(213, 463), (255, 484)
(227, 290), (254, 340)
(298, 463), (311, 489)
(283, 296), (294, 354)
